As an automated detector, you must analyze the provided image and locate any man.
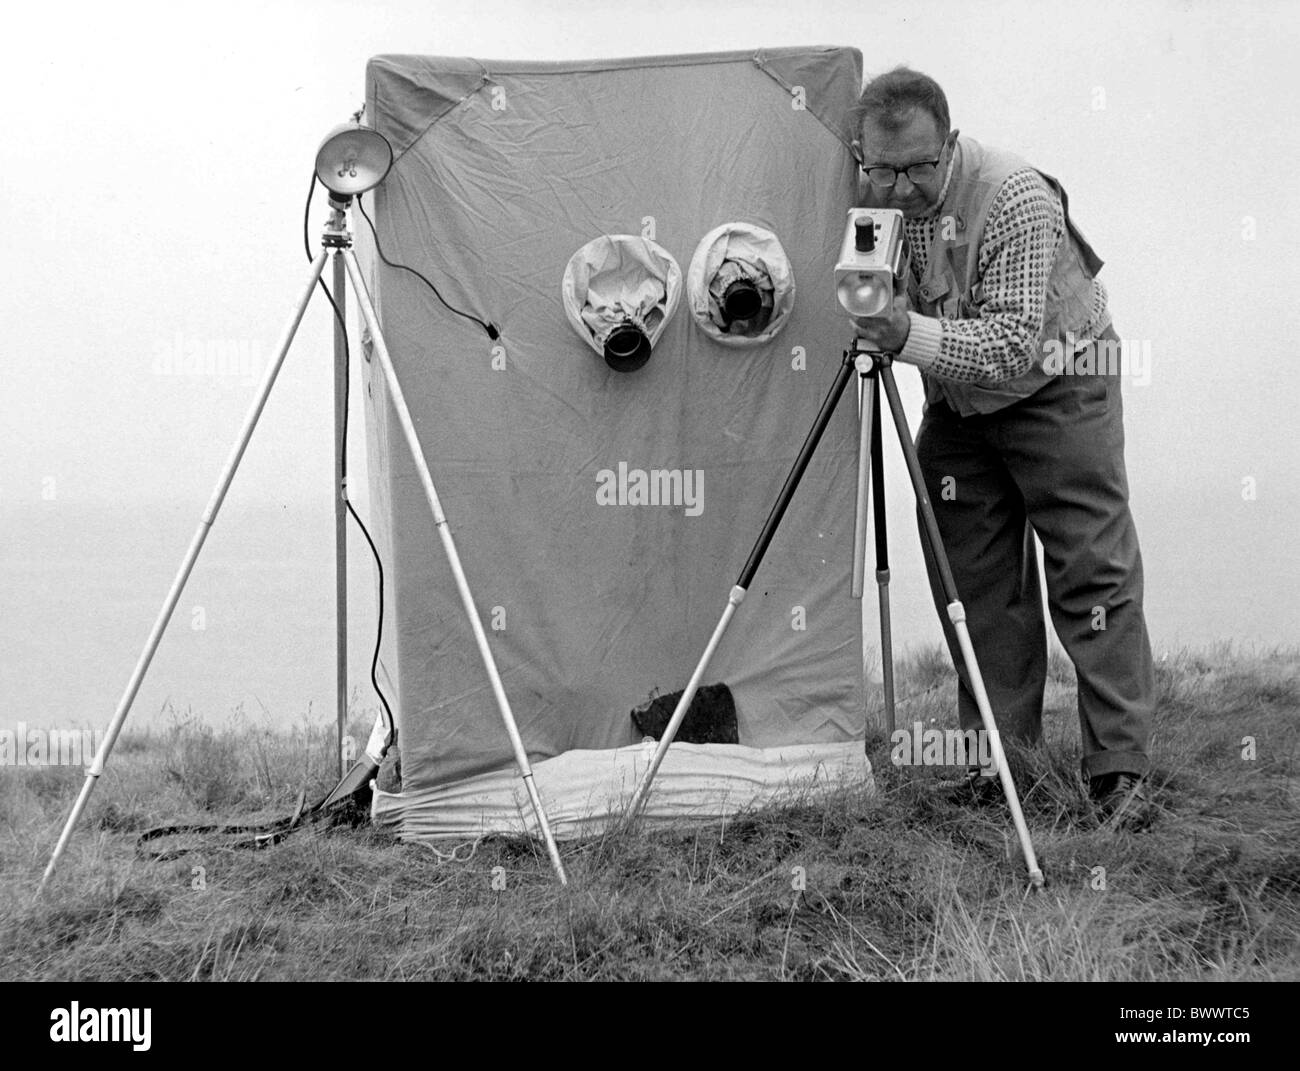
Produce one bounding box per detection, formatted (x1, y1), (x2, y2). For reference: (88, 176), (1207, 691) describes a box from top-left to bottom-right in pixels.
(849, 67), (1155, 821)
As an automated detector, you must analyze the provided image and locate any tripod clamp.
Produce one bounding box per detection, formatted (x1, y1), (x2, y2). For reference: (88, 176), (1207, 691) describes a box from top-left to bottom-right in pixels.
(321, 198), (353, 249)
(849, 338), (893, 373)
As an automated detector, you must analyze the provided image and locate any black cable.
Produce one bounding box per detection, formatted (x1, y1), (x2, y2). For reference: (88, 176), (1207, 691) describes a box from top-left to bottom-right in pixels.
(303, 172), (396, 745)
(355, 195), (499, 340)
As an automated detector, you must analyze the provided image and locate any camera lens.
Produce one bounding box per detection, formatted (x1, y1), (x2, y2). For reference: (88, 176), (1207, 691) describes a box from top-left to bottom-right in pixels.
(603, 323), (652, 372)
(721, 279), (763, 322)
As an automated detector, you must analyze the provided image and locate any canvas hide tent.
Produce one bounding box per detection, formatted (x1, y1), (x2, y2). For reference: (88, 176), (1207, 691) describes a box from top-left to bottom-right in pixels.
(359, 46), (875, 840)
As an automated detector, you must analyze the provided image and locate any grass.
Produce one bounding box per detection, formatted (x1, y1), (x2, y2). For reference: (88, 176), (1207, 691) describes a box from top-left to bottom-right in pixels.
(1, 645), (1297, 981)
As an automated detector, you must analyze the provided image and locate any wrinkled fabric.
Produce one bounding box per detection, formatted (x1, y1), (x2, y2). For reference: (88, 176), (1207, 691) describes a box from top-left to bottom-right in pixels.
(360, 48), (866, 793)
(562, 235), (682, 354)
(372, 741), (871, 839)
(687, 222), (795, 345)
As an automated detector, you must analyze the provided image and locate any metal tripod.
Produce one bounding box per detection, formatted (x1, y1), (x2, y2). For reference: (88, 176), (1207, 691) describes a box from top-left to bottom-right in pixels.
(624, 339), (1044, 888)
(37, 197), (568, 896)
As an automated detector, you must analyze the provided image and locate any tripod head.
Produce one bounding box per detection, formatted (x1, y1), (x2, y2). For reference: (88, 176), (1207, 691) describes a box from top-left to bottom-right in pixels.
(320, 197), (352, 249)
(847, 338), (894, 378)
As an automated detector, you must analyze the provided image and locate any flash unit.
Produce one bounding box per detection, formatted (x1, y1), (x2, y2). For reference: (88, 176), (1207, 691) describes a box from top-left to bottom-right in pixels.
(314, 121), (394, 200)
(834, 208), (908, 319)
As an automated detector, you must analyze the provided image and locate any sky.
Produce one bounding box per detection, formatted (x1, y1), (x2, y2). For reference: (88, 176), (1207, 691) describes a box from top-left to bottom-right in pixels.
(2, 0), (1297, 652)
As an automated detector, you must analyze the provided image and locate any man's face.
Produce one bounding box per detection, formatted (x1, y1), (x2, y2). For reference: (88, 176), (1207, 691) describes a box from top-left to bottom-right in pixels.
(857, 110), (953, 218)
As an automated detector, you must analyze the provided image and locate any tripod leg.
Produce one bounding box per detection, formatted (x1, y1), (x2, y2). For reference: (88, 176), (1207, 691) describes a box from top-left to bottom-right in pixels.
(877, 365), (1045, 888)
(851, 370), (874, 599)
(37, 251), (330, 900)
(624, 352), (859, 824)
(332, 250), (348, 782)
(869, 378), (896, 737)
(340, 249), (568, 886)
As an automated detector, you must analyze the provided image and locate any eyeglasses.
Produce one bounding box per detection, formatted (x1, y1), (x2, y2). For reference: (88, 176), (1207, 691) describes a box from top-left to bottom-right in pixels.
(859, 132), (957, 189)
(862, 159), (940, 188)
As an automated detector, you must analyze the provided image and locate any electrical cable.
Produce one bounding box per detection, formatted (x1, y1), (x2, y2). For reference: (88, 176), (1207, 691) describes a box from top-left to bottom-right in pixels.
(355, 195), (499, 340)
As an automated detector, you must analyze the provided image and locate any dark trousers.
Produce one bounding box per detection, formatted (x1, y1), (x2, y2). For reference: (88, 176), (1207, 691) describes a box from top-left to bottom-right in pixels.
(914, 338), (1155, 781)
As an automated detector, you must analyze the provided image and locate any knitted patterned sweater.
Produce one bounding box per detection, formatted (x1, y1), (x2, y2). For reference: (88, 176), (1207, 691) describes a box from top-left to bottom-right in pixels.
(896, 167), (1110, 383)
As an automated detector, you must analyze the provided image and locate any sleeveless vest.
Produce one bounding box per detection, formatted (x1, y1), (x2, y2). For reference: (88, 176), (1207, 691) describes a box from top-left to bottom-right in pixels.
(868, 136), (1107, 416)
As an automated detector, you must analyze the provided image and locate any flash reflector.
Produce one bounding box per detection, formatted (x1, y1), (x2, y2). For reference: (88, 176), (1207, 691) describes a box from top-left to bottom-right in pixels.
(834, 208), (908, 319)
(315, 122), (394, 198)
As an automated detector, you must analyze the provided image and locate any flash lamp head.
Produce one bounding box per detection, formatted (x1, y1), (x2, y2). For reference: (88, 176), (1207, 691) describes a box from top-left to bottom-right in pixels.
(315, 121), (394, 199)
(834, 208), (908, 320)
(836, 273), (892, 319)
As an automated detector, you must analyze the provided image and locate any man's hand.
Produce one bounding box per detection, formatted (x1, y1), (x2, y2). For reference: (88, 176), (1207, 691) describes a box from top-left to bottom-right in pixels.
(852, 293), (911, 353)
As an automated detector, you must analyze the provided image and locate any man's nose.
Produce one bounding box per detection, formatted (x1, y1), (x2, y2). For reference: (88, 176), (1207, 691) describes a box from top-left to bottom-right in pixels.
(893, 171), (916, 195)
